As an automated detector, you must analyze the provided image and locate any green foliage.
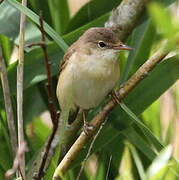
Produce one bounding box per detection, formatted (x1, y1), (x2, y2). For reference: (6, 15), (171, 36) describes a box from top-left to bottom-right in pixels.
(0, 0), (178, 179)
(121, 19), (155, 83)
(65, 0), (121, 33)
(48, 0), (70, 35)
(148, 2), (179, 50)
(7, 0), (68, 51)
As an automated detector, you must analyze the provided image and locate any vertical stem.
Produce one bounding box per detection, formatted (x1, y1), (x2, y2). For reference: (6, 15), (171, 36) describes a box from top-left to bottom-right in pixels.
(17, 0), (27, 178)
(34, 13), (58, 180)
(0, 47), (17, 157)
(39, 13), (57, 124)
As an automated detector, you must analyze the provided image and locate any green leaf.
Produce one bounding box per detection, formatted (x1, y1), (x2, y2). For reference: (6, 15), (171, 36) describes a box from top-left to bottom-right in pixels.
(0, 35), (13, 63)
(148, 2), (179, 51)
(65, 0), (121, 33)
(43, 149), (60, 180)
(128, 144), (146, 180)
(148, 2), (174, 38)
(147, 145), (172, 179)
(28, 0), (52, 26)
(23, 86), (46, 123)
(6, 0), (68, 51)
(27, 118), (51, 152)
(160, 0), (175, 6)
(142, 100), (161, 139)
(122, 127), (156, 161)
(7, 42), (63, 99)
(108, 56), (179, 162)
(110, 56), (179, 130)
(0, 1), (20, 39)
(120, 102), (163, 151)
(47, 0), (70, 35)
(121, 19), (155, 83)
(26, 117), (52, 179)
(0, 167), (6, 180)
(0, 1), (43, 47)
(15, 22), (42, 47)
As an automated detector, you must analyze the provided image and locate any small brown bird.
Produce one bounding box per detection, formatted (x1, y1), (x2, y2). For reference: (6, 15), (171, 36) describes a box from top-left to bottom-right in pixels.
(56, 27), (132, 124)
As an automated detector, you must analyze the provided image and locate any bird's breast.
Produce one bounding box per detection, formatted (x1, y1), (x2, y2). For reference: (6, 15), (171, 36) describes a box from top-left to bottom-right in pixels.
(71, 53), (120, 109)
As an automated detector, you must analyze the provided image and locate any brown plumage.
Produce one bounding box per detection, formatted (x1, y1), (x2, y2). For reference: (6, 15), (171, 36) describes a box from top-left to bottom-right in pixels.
(56, 27), (132, 123)
(59, 28), (121, 74)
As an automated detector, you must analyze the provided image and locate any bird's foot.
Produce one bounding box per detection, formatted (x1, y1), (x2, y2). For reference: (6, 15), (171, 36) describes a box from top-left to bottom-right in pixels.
(111, 90), (120, 104)
(83, 121), (94, 135)
(82, 110), (94, 135)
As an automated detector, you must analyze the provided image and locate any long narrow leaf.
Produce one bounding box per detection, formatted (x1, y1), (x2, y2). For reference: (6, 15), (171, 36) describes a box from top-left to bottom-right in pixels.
(121, 19), (155, 83)
(110, 56), (179, 130)
(120, 102), (164, 151)
(128, 143), (146, 180)
(6, 0), (68, 51)
(122, 127), (156, 160)
(65, 0), (121, 33)
(48, 0), (70, 35)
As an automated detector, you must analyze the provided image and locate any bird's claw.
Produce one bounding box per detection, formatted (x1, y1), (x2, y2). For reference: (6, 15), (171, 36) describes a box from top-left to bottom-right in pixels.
(111, 90), (120, 104)
(83, 122), (94, 135)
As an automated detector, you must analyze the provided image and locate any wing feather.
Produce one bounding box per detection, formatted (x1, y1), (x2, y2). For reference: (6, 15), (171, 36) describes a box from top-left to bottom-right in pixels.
(59, 42), (77, 74)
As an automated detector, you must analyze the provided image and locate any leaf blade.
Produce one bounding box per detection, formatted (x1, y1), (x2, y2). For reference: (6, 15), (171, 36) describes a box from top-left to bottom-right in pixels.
(7, 0), (68, 51)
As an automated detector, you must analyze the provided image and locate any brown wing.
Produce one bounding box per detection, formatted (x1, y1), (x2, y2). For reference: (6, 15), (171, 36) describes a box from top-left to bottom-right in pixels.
(59, 42), (77, 74)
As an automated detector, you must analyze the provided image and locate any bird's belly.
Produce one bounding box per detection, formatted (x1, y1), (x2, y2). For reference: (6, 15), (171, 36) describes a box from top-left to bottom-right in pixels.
(72, 64), (119, 109)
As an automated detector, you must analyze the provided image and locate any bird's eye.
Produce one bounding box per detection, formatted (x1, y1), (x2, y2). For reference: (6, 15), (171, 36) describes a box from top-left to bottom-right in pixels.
(98, 41), (107, 48)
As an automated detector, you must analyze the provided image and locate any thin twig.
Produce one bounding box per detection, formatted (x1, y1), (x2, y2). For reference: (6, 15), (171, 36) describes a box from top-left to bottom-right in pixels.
(0, 47), (17, 156)
(76, 120), (107, 180)
(33, 12), (59, 180)
(39, 12), (57, 125)
(5, 141), (28, 180)
(17, 0), (27, 177)
(52, 45), (169, 178)
(26, 42), (46, 48)
(34, 113), (59, 180)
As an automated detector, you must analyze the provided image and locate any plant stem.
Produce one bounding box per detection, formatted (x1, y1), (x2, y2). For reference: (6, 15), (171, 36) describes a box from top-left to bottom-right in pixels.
(17, 0), (27, 178)
(38, 12), (57, 125)
(33, 12), (59, 180)
(0, 47), (17, 157)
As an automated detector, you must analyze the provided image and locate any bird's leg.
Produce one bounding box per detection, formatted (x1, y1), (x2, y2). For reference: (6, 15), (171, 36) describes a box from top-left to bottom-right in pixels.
(82, 110), (94, 135)
(110, 90), (120, 104)
(68, 107), (80, 124)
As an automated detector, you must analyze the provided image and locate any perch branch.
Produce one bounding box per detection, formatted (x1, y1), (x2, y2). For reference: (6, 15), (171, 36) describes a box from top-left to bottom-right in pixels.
(17, 0), (27, 177)
(105, 0), (149, 41)
(53, 45), (169, 179)
(0, 47), (17, 157)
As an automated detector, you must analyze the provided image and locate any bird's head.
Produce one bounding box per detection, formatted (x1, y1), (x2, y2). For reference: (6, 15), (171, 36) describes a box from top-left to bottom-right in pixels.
(78, 27), (133, 58)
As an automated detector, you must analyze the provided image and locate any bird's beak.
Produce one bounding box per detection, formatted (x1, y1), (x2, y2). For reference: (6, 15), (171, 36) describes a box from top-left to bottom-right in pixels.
(112, 43), (133, 51)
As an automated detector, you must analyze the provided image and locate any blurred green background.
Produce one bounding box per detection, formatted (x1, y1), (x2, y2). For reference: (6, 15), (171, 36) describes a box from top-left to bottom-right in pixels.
(0, 0), (179, 179)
